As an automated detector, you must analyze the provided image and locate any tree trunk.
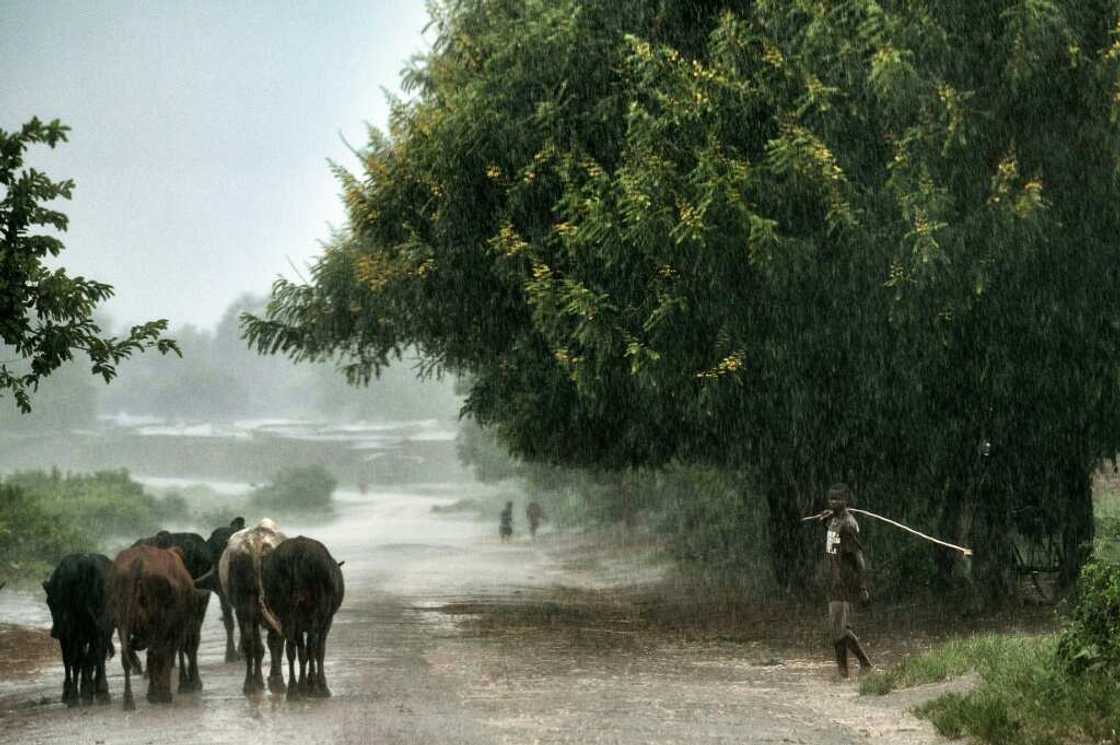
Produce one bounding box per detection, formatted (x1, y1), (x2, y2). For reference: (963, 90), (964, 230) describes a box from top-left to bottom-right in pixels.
(766, 484), (818, 595)
(1059, 464), (1094, 589)
(933, 484), (964, 591)
(970, 477), (1015, 606)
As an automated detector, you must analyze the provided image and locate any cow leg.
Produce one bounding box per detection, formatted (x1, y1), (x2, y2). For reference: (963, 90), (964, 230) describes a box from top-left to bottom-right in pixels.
(79, 641), (96, 705)
(180, 625), (203, 693)
(285, 638), (300, 701)
(94, 633), (111, 705)
(180, 588), (207, 692)
(266, 628), (286, 694)
(251, 620), (266, 692)
(238, 612), (258, 695)
(161, 649), (175, 703)
(306, 630), (320, 695)
(177, 648), (189, 689)
(304, 629), (321, 697)
(296, 633), (309, 697)
(60, 637), (78, 707)
(119, 624), (136, 711)
(123, 630), (144, 677)
(220, 591), (239, 663)
(313, 621), (333, 698)
(240, 611), (266, 695)
(146, 648), (173, 705)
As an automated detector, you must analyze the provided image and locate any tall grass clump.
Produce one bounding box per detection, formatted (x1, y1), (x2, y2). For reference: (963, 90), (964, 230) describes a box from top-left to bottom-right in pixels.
(862, 551), (1120, 744)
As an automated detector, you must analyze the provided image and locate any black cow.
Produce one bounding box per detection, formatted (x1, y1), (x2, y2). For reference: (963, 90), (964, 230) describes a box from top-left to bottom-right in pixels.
(42, 553), (115, 706)
(134, 531), (212, 578)
(204, 516), (245, 662)
(262, 536), (345, 699)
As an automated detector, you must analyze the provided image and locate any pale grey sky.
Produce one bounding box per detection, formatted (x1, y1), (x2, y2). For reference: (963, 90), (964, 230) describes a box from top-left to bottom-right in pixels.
(2, 0), (431, 330)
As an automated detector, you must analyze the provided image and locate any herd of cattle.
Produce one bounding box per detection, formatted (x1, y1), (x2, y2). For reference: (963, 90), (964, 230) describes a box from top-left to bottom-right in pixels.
(40, 517), (345, 710)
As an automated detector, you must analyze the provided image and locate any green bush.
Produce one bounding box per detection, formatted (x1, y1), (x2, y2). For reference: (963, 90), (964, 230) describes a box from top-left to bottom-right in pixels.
(5, 468), (162, 540)
(1056, 558), (1120, 675)
(250, 464), (337, 516)
(867, 633), (1120, 745)
(0, 483), (96, 583)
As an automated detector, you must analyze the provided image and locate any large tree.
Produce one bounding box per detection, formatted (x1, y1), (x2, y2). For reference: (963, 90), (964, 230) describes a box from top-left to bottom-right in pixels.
(248, 0), (1120, 598)
(1, 117), (178, 413)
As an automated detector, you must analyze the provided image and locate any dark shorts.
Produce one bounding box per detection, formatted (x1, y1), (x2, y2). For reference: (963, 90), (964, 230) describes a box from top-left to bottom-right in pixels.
(828, 601), (851, 641)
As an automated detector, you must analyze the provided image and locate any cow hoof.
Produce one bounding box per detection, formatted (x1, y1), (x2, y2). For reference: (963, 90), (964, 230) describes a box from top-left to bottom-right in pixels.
(286, 688), (302, 702)
(95, 691), (112, 705)
(147, 690), (172, 705)
(268, 676), (286, 695)
(178, 679), (202, 694)
(310, 686), (332, 699)
(64, 697), (79, 709)
(122, 696), (136, 712)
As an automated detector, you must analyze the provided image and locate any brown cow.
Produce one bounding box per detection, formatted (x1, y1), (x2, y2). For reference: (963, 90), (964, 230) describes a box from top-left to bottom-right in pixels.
(110, 545), (207, 710)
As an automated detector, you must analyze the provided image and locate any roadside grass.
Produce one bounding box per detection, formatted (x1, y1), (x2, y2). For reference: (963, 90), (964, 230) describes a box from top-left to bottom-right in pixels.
(862, 633), (1120, 745)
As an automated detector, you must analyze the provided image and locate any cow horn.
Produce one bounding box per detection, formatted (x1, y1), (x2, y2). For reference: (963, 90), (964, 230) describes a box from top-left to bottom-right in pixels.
(337, 560), (345, 568)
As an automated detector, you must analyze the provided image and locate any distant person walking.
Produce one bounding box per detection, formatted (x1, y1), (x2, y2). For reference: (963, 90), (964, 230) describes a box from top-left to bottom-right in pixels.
(499, 501), (514, 543)
(526, 501), (544, 539)
(815, 483), (872, 678)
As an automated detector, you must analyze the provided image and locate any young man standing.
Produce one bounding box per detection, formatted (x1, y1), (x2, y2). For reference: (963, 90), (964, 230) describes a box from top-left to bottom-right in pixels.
(819, 483), (873, 678)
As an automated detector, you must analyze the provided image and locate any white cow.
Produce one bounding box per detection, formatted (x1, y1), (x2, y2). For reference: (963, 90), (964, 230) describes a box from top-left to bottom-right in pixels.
(219, 518), (287, 695)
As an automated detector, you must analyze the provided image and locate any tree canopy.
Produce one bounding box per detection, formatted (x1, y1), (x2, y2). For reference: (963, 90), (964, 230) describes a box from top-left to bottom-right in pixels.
(247, 0), (1120, 596)
(1, 117), (178, 413)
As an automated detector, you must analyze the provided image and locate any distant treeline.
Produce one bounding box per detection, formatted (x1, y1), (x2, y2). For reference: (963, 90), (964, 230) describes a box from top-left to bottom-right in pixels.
(0, 294), (461, 430)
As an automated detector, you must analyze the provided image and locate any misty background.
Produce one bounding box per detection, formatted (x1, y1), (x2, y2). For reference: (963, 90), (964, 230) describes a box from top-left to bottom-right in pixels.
(1, 0), (431, 330)
(0, 2), (468, 480)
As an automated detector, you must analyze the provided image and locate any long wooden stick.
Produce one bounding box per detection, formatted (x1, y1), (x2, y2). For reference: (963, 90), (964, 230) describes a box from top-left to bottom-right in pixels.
(851, 508), (973, 556)
(802, 508), (973, 556)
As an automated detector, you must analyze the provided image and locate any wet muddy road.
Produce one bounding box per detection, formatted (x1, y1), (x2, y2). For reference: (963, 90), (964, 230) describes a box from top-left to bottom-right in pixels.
(0, 484), (952, 744)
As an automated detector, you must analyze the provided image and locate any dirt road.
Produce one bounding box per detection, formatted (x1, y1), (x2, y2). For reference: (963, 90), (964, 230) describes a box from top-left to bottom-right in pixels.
(0, 484), (956, 744)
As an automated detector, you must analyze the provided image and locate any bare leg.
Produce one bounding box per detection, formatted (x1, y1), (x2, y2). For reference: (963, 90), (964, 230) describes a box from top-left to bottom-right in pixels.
(845, 630), (872, 670)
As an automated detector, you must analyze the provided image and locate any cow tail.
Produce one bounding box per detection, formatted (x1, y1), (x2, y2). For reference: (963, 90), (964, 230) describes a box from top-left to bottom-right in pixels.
(120, 557), (143, 667)
(253, 548), (283, 636)
(85, 558), (115, 659)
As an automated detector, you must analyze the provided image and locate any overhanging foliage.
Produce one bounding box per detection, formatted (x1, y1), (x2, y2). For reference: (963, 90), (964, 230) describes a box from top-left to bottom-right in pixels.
(247, 0), (1120, 597)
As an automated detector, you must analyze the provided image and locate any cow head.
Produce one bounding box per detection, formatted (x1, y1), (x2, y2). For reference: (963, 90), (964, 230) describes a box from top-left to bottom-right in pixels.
(42, 578), (62, 639)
